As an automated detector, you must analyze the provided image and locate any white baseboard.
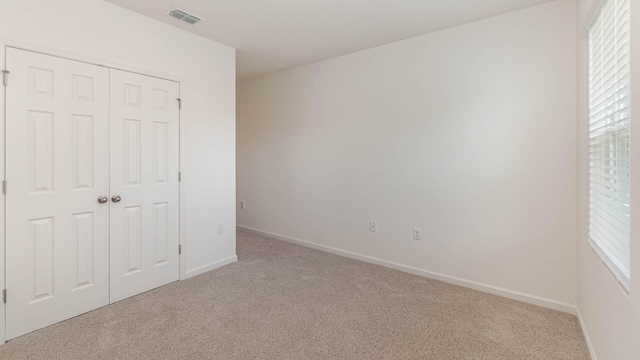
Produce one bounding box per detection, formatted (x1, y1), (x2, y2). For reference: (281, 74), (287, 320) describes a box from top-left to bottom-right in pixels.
(237, 225), (577, 315)
(576, 307), (597, 360)
(185, 255), (238, 278)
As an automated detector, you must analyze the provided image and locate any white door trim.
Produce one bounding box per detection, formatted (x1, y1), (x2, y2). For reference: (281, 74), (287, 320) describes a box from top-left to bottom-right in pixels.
(0, 39), (188, 343)
(0, 42), (7, 345)
(0, 38), (181, 84)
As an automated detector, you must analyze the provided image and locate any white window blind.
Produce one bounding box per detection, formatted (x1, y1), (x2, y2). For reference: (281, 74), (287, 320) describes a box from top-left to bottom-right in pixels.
(588, 0), (631, 285)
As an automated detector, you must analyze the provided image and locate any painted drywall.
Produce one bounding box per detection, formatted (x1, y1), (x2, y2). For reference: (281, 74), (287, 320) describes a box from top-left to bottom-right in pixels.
(238, 0), (577, 308)
(0, 0), (236, 278)
(576, 0), (640, 358)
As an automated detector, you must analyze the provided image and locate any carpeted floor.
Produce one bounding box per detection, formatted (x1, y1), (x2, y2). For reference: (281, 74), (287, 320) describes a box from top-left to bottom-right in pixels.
(0, 230), (589, 360)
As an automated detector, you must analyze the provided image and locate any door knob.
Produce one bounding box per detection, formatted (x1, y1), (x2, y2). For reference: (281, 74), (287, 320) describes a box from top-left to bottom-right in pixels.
(111, 195), (122, 203)
(97, 196), (108, 204)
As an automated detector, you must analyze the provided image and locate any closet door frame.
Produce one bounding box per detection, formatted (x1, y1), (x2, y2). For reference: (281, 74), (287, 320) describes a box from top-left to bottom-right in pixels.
(0, 42), (7, 345)
(0, 40), (188, 344)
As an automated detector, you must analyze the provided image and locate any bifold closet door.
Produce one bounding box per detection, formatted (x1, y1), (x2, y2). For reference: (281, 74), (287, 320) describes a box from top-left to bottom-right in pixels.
(109, 69), (180, 303)
(5, 48), (110, 340)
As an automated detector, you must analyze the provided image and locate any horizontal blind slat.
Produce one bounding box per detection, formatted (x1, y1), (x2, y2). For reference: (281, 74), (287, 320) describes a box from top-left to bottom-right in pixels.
(589, 223), (630, 256)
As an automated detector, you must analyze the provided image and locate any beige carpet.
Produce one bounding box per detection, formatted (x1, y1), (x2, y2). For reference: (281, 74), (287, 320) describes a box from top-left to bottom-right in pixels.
(0, 230), (589, 360)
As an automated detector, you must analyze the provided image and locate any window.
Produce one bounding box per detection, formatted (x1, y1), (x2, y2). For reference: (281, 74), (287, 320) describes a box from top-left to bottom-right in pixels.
(588, 0), (631, 287)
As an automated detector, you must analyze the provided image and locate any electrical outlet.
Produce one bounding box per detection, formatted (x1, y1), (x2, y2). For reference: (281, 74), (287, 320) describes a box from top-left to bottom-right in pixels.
(413, 228), (422, 240)
(369, 221), (377, 232)
(240, 201), (245, 209)
(217, 223), (224, 234)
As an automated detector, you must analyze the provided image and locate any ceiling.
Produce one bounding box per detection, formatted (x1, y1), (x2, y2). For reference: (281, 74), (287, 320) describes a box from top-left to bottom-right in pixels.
(105, 0), (554, 81)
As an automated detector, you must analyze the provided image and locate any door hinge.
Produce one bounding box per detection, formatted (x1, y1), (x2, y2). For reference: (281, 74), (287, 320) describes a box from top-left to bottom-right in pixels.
(2, 180), (6, 195)
(178, 172), (182, 182)
(177, 98), (182, 109)
(1, 70), (9, 86)
(179, 245), (182, 255)
(3, 289), (6, 303)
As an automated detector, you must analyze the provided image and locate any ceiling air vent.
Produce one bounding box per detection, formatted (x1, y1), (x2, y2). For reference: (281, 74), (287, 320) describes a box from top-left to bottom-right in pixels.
(167, 7), (203, 25)
(183, 15), (202, 25)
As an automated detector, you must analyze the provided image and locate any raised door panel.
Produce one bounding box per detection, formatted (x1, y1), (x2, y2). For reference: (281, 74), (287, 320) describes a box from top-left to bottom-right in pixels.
(154, 203), (169, 266)
(124, 119), (142, 186)
(28, 217), (55, 303)
(72, 212), (95, 290)
(153, 122), (169, 184)
(124, 206), (143, 275)
(72, 115), (95, 190)
(27, 111), (55, 194)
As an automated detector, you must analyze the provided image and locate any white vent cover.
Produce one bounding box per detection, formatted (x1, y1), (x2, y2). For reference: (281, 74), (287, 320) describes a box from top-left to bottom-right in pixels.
(167, 7), (203, 25)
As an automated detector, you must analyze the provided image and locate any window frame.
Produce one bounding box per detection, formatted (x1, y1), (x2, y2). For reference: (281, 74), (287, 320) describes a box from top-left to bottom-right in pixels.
(587, 0), (632, 291)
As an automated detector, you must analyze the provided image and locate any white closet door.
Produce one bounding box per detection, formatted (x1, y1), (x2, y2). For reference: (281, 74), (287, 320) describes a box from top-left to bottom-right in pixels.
(5, 48), (110, 339)
(109, 69), (180, 303)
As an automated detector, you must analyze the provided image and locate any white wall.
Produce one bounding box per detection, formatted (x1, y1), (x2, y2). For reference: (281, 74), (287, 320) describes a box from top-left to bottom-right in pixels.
(238, 0), (578, 310)
(0, 0), (237, 278)
(576, 0), (640, 358)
